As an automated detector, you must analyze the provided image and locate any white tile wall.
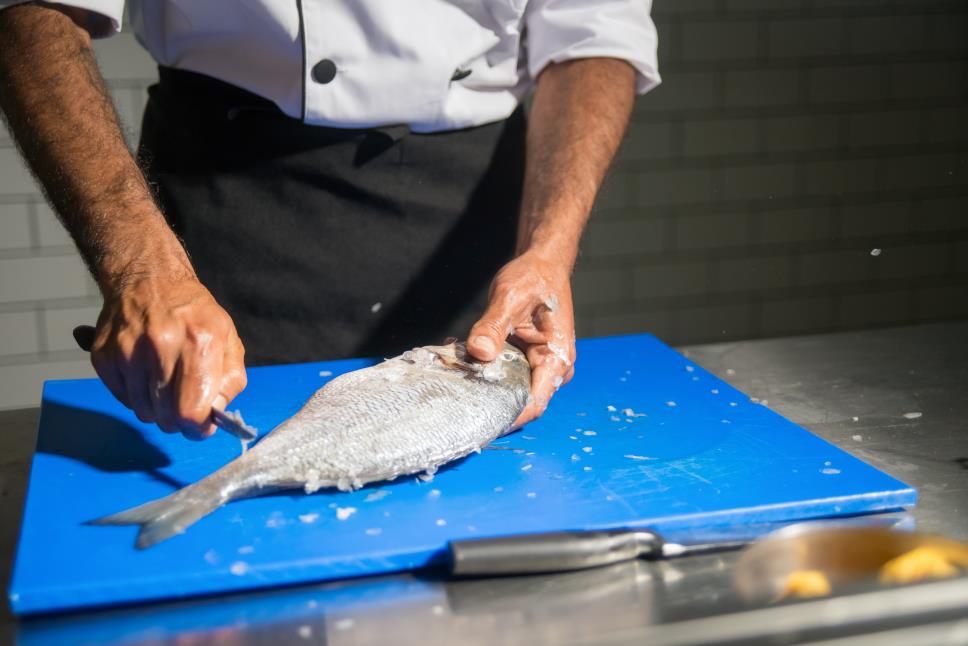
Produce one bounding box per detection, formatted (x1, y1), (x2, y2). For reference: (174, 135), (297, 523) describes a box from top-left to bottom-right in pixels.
(0, 255), (92, 303)
(0, 148), (38, 194)
(0, 311), (40, 356)
(35, 201), (74, 248)
(0, 203), (32, 249)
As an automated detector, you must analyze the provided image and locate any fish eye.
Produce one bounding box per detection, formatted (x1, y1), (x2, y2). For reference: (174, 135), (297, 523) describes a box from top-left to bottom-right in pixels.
(501, 351), (516, 361)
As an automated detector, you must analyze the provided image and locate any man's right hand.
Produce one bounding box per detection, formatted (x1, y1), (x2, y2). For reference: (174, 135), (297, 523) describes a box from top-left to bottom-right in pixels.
(91, 275), (247, 441)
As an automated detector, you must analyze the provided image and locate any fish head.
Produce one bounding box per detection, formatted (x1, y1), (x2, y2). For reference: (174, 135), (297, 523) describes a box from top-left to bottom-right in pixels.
(417, 341), (531, 400)
(468, 341), (532, 409)
(493, 342), (531, 392)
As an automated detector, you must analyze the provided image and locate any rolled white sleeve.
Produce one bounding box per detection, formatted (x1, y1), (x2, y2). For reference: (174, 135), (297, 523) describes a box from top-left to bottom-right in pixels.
(524, 0), (661, 95)
(0, 0), (124, 37)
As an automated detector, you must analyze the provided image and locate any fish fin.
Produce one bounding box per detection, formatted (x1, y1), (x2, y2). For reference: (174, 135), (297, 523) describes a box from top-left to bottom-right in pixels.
(440, 358), (479, 375)
(425, 348), (478, 375)
(87, 487), (225, 549)
(418, 342), (483, 375)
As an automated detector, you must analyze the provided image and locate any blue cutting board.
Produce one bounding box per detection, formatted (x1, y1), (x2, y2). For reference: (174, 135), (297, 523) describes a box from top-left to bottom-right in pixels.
(8, 334), (916, 615)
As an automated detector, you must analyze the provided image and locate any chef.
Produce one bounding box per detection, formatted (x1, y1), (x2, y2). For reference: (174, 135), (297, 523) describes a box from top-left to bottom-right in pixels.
(0, 1), (659, 440)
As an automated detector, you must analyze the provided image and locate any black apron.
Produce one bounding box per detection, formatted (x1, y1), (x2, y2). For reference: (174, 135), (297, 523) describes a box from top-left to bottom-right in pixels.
(138, 67), (524, 365)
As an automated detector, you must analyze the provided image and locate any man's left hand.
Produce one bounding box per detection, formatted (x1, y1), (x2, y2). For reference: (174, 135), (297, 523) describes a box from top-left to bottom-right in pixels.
(466, 251), (576, 428)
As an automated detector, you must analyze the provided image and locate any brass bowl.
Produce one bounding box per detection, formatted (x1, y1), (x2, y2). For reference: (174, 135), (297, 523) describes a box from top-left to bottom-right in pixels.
(733, 523), (968, 603)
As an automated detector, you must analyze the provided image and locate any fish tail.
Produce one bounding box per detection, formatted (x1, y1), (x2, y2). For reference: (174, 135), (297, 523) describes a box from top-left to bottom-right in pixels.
(87, 476), (229, 549)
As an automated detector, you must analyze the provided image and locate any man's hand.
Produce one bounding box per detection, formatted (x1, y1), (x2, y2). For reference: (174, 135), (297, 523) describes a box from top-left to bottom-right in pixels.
(466, 58), (636, 426)
(92, 274), (247, 440)
(467, 252), (576, 428)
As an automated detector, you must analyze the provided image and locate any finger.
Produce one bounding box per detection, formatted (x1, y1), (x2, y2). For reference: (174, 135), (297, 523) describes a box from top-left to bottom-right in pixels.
(91, 346), (128, 406)
(562, 363), (576, 385)
(121, 338), (156, 424)
(532, 302), (556, 333)
(511, 324), (546, 345)
(90, 320), (130, 405)
(467, 294), (520, 363)
(148, 349), (180, 435)
(510, 345), (568, 428)
(211, 394), (228, 415)
(530, 358), (563, 411)
(216, 329), (248, 409)
(552, 334), (577, 386)
(172, 331), (224, 441)
(142, 322), (184, 433)
(543, 316), (577, 375)
(510, 402), (539, 430)
(488, 296), (565, 350)
(124, 370), (154, 423)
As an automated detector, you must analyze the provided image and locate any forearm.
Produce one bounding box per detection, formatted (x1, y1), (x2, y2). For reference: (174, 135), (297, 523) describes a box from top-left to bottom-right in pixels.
(467, 58), (634, 421)
(518, 58), (636, 266)
(0, 3), (192, 295)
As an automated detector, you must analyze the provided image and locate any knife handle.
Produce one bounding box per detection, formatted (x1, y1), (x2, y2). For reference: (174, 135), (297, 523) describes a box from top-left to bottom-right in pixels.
(73, 324), (96, 352)
(449, 529), (663, 576)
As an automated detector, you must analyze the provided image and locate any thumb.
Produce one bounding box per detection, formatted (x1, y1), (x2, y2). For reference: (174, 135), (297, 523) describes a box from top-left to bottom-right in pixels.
(467, 296), (516, 362)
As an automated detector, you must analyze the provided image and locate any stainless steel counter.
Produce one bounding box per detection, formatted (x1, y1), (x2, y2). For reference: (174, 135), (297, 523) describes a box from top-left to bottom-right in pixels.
(2, 322), (967, 645)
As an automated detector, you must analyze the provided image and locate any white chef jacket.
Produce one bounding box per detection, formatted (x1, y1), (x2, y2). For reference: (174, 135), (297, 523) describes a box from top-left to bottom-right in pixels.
(0, 0), (660, 132)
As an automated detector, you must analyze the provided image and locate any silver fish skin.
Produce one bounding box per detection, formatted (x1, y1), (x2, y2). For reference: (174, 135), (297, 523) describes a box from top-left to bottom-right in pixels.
(90, 341), (531, 548)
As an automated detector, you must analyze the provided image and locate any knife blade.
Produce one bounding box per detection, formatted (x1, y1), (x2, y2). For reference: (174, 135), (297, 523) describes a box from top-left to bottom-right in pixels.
(449, 528), (748, 576)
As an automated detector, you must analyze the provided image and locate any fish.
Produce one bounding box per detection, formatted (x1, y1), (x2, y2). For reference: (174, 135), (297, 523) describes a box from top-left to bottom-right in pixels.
(89, 341), (532, 548)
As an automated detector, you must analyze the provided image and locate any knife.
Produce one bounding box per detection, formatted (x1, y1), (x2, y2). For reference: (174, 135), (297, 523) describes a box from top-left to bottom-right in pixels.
(71, 324), (258, 442)
(448, 512), (918, 577)
(449, 528), (748, 576)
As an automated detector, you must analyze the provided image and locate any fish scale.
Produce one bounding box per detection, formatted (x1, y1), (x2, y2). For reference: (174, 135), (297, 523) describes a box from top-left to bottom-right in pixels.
(90, 341), (531, 548)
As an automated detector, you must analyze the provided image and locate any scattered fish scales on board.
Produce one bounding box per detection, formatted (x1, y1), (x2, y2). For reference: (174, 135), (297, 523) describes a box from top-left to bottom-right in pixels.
(90, 341), (531, 548)
(363, 489), (390, 503)
(335, 507), (356, 521)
